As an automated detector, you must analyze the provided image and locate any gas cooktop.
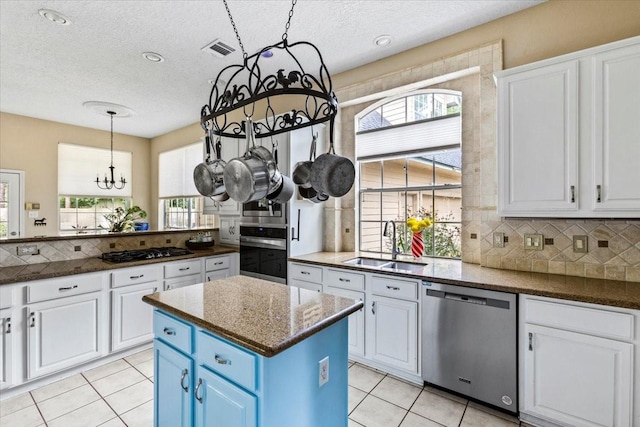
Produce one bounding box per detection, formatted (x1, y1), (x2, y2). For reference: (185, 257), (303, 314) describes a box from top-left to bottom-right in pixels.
(101, 247), (193, 263)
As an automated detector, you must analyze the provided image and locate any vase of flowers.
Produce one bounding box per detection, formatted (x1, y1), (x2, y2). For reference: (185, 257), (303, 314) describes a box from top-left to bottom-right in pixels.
(407, 216), (432, 260)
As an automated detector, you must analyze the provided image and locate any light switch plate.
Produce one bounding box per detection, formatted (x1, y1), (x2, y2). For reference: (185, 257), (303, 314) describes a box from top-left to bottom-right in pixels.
(524, 234), (544, 250)
(573, 235), (588, 253)
(493, 232), (505, 248)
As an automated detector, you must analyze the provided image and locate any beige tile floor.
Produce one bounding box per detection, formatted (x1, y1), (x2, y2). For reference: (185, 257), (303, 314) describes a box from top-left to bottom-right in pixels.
(1, 349), (523, 427)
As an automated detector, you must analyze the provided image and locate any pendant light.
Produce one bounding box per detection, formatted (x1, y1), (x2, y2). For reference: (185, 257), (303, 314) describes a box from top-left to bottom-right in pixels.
(95, 111), (127, 190)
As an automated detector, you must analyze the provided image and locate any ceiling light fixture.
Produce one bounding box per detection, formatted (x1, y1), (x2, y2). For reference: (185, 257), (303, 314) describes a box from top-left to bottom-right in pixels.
(374, 35), (392, 47)
(38, 9), (71, 25)
(201, 0), (338, 141)
(260, 50), (274, 58)
(142, 52), (165, 63)
(95, 111), (127, 190)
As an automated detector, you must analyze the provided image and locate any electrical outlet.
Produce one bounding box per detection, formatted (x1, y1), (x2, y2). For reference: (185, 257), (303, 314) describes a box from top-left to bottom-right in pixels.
(16, 245), (38, 256)
(524, 234), (544, 250)
(28, 210), (39, 218)
(493, 232), (504, 248)
(573, 235), (588, 253)
(318, 356), (329, 387)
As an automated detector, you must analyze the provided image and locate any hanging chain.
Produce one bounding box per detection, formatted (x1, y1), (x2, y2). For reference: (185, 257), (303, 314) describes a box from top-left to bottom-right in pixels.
(222, 0), (246, 58)
(108, 111), (115, 166)
(282, 0), (297, 40)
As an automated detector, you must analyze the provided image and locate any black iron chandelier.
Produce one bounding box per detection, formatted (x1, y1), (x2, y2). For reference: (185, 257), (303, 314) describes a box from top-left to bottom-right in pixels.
(200, 0), (338, 142)
(95, 110), (127, 190)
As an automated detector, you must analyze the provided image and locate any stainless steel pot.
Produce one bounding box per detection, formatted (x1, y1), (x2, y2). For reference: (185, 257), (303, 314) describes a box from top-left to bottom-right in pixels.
(267, 174), (295, 204)
(194, 134), (227, 199)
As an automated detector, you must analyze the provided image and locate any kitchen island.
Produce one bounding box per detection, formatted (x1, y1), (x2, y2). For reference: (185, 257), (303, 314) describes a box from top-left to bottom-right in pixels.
(142, 275), (363, 427)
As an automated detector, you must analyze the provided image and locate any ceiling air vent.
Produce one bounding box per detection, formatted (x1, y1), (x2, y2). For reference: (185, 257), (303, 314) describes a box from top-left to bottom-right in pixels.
(202, 39), (236, 58)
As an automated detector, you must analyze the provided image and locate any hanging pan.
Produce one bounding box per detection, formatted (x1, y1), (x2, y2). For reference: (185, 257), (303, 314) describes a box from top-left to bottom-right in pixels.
(193, 132), (228, 201)
(309, 137), (355, 198)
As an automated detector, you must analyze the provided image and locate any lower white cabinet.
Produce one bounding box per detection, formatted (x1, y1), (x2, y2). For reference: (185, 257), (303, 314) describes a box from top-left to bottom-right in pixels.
(204, 255), (231, 281)
(27, 291), (106, 379)
(0, 309), (13, 389)
(324, 286), (365, 357)
(111, 282), (159, 352)
(369, 295), (418, 373)
(164, 259), (203, 290)
(520, 295), (637, 427)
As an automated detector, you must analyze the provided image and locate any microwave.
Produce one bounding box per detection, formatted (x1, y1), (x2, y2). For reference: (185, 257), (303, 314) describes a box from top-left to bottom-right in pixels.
(242, 199), (286, 224)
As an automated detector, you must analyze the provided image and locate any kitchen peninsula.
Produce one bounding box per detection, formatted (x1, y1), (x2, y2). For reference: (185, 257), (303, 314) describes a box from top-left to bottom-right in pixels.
(142, 275), (363, 427)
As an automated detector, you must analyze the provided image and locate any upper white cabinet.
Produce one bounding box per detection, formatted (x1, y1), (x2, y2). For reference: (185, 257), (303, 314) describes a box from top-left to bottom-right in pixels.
(497, 36), (640, 217)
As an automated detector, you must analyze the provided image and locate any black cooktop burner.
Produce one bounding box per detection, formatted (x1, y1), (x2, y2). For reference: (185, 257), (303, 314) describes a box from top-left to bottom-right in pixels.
(101, 247), (193, 263)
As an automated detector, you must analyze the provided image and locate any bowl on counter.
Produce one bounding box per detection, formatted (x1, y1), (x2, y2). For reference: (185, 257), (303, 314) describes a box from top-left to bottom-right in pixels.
(185, 239), (215, 250)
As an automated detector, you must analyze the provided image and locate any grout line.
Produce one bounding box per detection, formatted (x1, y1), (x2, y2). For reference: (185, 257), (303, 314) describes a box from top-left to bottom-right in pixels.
(28, 391), (49, 427)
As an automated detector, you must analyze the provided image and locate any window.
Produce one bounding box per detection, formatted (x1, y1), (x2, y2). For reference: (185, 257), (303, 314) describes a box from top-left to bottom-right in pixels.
(357, 90), (462, 259)
(0, 181), (8, 238)
(59, 197), (130, 232)
(162, 197), (214, 230)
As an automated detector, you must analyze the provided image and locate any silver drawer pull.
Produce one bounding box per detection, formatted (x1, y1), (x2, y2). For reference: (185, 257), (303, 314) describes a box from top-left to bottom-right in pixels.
(386, 285), (400, 291)
(58, 285), (78, 291)
(339, 278), (351, 282)
(301, 271), (310, 275)
(195, 378), (203, 403)
(130, 274), (144, 279)
(180, 368), (189, 392)
(163, 327), (176, 336)
(214, 262), (223, 265)
(214, 354), (231, 365)
(178, 267), (190, 271)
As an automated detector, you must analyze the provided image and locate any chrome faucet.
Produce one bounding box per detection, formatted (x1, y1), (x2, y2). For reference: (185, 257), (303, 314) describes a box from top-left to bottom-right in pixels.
(383, 220), (399, 260)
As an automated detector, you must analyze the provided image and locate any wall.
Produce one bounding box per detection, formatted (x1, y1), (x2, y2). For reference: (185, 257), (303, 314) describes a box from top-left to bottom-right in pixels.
(0, 112), (152, 238)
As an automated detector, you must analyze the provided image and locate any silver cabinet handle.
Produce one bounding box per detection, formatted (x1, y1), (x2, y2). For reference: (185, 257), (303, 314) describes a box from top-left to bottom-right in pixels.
(301, 271), (310, 275)
(214, 262), (223, 265)
(163, 327), (176, 336)
(130, 274), (144, 279)
(339, 278), (351, 283)
(596, 185), (602, 203)
(5, 317), (11, 334)
(153, 287), (158, 293)
(386, 285), (400, 291)
(371, 301), (376, 315)
(528, 332), (533, 351)
(194, 378), (203, 403)
(58, 285), (78, 291)
(30, 312), (35, 328)
(214, 354), (230, 365)
(178, 267), (190, 271)
(570, 185), (575, 203)
(180, 368), (189, 392)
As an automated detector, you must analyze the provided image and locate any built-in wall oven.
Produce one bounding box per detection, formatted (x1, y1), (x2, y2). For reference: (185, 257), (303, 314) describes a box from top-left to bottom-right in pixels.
(242, 199), (285, 224)
(239, 224), (288, 284)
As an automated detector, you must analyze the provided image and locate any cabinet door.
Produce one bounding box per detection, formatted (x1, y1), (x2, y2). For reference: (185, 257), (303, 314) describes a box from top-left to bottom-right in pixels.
(219, 217), (240, 246)
(27, 291), (105, 379)
(206, 269), (229, 281)
(523, 324), (632, 427)
(497, 60), (579, 215)
(111, 282), (159, 352)
(592, 43), (640, 213)
(195, 366), (257, 427)
(289, 278), (322, 293)
(369, 295), (417, 373)
(164, 274), (202, 291)
(154, 339), (193, 427)
(0, 310), (13, 389)
(324, 287), (365, 357)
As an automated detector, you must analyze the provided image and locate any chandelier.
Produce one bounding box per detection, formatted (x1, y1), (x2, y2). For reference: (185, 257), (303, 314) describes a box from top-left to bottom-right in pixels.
(200, 0), (338, 142)
(95, 110), (127, 190)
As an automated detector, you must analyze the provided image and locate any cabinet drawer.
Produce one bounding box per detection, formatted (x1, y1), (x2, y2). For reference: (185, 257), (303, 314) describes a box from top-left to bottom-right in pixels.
(0, 286), (13, 309)
(371, 275), (418, 301)
(289, 263), (323, 284)
(164, 259), (202, 279)
(112, 265), (161, 288)
(326, 268), (365, 291)
(197, 330), (256, 392)
(205, 256), (230, 272)
(289, 278), (322, 293)
(153, 310), (193, 354)
(525, 297), (634, 341)
(27, 273), (105, 303)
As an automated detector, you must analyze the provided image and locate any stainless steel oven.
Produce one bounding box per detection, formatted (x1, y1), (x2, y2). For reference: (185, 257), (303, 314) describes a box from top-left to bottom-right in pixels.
(239, 225), (287, 284)
(242, 199), (285, 225)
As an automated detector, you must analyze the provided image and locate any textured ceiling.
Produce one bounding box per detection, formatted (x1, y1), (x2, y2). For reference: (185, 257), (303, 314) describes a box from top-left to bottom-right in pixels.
(0, 0), (543, 138)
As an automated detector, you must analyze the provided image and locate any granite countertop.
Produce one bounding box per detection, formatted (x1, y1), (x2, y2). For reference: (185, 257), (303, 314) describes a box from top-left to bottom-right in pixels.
(0, 246), (238, 286)
(142, 275), (364, 357)
(289, 252), (640, 310)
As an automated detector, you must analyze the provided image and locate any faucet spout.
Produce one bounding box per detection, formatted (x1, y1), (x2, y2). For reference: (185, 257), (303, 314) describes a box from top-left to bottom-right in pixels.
(383, 220), (399, 260)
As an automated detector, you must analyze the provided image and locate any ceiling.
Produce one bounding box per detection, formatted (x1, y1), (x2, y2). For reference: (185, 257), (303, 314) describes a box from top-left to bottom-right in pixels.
(0, 0), (543, 139)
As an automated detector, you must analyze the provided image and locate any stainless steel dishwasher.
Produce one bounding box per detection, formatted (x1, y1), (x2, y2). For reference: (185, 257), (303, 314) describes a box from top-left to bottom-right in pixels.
(421, 281), (517, 413)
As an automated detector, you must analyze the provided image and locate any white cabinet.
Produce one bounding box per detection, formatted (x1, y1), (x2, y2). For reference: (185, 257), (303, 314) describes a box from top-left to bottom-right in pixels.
(27, 290), (106, 379)
(0, 308), (14, 389)
(520, 295), (637, 427)
(219, 217), (241, 246)
(288, 262), (323, 292)
(164, 259), (203, 290)
(204, 255), (231, 281)
(111, 264), (161, 353)
(496, 36), (640, 217)
(325, 286), (365, 357)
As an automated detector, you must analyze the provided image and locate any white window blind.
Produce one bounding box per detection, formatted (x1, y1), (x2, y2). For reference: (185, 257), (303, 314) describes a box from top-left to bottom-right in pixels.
(58, 142), (132, 197)
(355, 115), (461, 160)
(158, 142), (202, 198)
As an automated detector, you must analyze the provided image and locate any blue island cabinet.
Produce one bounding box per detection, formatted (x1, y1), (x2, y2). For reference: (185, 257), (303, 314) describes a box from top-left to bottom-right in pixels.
(152, 309), (349, 427)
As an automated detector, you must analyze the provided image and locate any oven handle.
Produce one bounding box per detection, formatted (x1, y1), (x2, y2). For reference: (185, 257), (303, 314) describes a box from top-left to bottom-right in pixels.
(240, 236), (287, 251)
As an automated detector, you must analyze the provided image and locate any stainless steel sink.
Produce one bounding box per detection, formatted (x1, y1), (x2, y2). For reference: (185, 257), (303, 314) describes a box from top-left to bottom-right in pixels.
(343, 257), (391, 267)
(343, 257), (426, 272)
(381, 261), (425, 272)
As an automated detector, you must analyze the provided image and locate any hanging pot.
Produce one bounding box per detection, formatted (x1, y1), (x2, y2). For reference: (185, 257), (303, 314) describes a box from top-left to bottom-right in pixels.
(309, 139), (355, 198)
(292, 132), (317, 189)
(223, 118), (270, 203)
(250, 142), (282, 196)
(267, 174), (295, 204)
(193, 133), (228, 200)
(298, 185), (329, 203)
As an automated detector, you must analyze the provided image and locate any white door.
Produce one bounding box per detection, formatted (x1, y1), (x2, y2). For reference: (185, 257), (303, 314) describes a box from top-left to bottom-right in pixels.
(219, 217), (240, 246)
(0, 309), (13, 389)
(324, 287), (365, 357)
(0, 170), (24, 238)
(27, 292), (105, 379)
(497, 60), (579, 216)
(523, 324), (633, 427)
(592, 43), (640, 213)
(111, 282), (159, 352)
(369, 295), (417, 373)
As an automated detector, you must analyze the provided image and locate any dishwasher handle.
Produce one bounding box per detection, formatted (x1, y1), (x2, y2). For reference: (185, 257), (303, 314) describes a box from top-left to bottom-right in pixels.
(444, 292), (486, 305)
(425, 288), (510, 309)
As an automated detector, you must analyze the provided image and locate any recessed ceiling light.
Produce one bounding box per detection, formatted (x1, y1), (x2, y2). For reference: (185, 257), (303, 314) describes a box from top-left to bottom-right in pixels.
(38, 9), (71, 25)
(374, 35), (392, 47)
(142, 52), (165, 63)
(83, 102), (135, 118)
